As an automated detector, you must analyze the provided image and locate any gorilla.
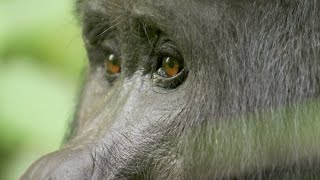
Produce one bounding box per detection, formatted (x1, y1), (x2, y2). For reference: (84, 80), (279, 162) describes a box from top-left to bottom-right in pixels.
(22, 0), (320, 179)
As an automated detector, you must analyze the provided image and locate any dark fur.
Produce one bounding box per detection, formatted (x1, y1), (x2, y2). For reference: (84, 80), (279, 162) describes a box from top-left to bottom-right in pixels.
(22, 0), (320, 179)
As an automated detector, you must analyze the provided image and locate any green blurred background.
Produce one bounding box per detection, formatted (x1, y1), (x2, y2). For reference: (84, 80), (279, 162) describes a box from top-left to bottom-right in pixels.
(0, 0), (86, 179)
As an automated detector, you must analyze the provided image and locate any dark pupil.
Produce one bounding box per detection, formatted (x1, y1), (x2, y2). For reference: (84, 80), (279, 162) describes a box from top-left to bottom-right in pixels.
(109, 54), (118, 65)
(165, 57), (175, 68)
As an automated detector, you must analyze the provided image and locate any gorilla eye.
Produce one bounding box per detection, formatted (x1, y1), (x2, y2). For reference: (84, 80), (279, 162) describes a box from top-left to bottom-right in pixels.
(153, 45), (188, 89)
(158, 57), (182, 78)
(105, 53), (121, 75)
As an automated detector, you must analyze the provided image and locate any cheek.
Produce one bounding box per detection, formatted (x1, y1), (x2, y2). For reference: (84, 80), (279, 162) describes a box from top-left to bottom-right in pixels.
(75, 70), (110, 126)
(117, 76), (186, 123)
(70, 71), (189, 147)
(94, 73), (188, 136)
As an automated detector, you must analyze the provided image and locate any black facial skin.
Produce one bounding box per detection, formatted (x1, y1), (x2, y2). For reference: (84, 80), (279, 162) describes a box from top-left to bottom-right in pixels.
(22, 0), (320, 179)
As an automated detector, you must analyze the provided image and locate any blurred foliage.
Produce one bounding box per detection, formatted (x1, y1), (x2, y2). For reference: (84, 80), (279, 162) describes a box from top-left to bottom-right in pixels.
(0, 0), (86, 179)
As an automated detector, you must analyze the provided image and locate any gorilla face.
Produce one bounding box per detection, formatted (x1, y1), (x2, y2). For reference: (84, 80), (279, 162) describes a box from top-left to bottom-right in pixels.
(22, 0), (320, 179)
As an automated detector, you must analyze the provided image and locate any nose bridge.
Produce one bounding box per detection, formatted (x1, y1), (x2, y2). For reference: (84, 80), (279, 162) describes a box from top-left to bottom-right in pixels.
(21, 148), (93, 180)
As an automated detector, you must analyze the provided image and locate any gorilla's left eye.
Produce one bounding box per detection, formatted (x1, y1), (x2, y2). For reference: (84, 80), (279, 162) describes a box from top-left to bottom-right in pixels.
(157, 56), (182, 78)
(104, 53), (121, 75)
(153, 43), (188, 88)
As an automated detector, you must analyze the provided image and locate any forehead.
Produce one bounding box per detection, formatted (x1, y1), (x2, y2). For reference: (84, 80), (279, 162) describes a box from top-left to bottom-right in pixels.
(77, 0), (227, 45)
(77, 0), (224, 21)
(78, 0), (215, 9)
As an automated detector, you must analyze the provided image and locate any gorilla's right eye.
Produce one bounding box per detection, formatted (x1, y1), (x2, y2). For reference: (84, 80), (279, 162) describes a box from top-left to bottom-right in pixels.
(104, 53), (121, 75)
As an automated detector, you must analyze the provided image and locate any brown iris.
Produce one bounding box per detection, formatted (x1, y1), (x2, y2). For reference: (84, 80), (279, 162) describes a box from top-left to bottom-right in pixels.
(105, 53), (121, 75)
(162, 57), (180, 77)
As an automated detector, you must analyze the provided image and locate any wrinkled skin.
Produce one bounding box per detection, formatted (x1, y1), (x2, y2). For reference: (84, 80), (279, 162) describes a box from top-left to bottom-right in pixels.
(22, 0), (320, 179)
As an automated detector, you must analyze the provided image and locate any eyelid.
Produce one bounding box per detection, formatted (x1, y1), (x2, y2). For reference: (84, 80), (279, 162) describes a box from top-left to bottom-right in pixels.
(153, 68), (188, 89)
(155, 42), (182, 60)
(101, 39), (120, 55)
